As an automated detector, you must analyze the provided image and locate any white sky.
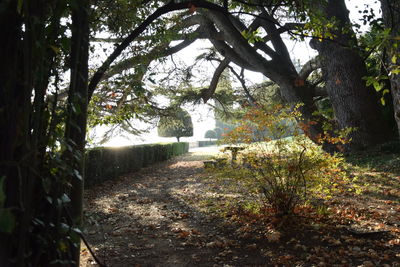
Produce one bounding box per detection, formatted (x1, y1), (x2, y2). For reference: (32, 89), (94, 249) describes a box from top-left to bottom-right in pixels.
(94, 0), (380, 147)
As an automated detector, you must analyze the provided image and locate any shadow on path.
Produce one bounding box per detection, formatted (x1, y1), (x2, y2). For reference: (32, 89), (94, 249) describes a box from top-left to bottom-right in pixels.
(80, 148), (268, 267)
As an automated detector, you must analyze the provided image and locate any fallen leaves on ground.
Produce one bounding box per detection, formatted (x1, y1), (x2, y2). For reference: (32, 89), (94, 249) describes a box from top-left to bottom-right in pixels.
(80, 149), (400, 267)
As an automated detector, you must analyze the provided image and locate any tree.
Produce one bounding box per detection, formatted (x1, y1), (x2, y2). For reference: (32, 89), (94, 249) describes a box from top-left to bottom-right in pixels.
(307, 0), (392, 149)
(158, 109), (193, 142)
(93, 1), (392, 150)
(0, 2), (225, 265)
(63, 0), (90, 262)
(205, 130), (217, 141)
(380, 0), (400, 137)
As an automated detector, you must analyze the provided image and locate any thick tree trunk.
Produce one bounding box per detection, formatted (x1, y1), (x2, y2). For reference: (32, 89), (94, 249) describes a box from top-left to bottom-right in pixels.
(310, 0), (391, 149)
(381, 0), (400, 137)
(64, 1), (90, 265)
(278, 78), (326, 145)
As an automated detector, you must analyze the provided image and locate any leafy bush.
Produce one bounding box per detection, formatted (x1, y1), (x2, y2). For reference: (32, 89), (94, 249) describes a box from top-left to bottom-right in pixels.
(212, 104), (349, 217)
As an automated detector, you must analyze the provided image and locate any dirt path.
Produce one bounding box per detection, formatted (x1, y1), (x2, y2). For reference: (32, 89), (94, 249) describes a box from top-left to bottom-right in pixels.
(80, 147), (265, 267)
(80, 147), (400, 267)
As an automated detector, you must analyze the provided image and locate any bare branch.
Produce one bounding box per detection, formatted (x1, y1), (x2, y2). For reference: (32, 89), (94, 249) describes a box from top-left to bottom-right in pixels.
(229, 67), (257, 105)
(201, 58), (230, 103)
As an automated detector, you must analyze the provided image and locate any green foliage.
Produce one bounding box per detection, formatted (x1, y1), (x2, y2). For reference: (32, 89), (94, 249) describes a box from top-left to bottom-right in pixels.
(241, 29), (264, 44)
(211, 104), (349, 217)
(157, 108), (193, 141)
(205, 130), (217, 140)
(359, 26), (398, 135)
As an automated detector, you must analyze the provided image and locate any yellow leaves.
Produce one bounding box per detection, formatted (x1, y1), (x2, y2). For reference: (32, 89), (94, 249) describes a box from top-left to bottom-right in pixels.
(391, 54), (398, 64)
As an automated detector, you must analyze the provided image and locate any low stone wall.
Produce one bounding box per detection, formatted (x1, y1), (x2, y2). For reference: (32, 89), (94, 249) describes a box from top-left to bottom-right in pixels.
(85, 142), (189, 188)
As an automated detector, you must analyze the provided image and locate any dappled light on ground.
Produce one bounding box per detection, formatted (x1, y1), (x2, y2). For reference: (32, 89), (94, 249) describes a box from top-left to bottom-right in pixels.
(80, 148), (400, 267)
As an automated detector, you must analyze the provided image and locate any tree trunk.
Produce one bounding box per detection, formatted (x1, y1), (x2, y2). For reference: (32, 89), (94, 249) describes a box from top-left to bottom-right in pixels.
(177, 136), (180, 142)
(310, 0), (391, 149)
(277, 79), (326, 145)
(0, 3), (26, 266)
(63, 1), (90, 265)
(381, 0), (400, 138)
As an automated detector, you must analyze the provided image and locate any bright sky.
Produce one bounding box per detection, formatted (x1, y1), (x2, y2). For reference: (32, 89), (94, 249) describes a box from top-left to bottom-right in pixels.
(95, 0), (380, 147)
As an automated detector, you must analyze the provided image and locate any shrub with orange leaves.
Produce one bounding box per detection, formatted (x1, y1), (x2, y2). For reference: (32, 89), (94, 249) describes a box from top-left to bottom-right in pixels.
(212, 104), (348, 217)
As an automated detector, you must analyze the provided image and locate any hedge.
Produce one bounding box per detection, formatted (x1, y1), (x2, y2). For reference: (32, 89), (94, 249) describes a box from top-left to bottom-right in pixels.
(85, 142), (189, 188)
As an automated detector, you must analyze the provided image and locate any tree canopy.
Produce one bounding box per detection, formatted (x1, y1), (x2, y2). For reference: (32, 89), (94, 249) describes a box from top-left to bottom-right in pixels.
(205, 129), (217, 140)
(157, 109), (193, 142)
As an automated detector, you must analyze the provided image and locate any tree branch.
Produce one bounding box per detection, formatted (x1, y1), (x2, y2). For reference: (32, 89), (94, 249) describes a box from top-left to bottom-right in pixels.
(88, 0), (228, 101)
(229, 67), (257, 105)
(201, 58), (230, 102)
(203, 10), (274, 71)
(298, 56), (321, 80)
(258, 10), (293, 65)
(102, 38), (196, 81)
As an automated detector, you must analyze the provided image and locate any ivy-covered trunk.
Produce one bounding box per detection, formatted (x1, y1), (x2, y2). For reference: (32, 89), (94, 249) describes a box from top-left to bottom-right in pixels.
(381, 0), (400, 138)
(0, 1), (53, 265)
(63, 0), (90, 265)
(310, 0), (391, 149)
(0, 0), (89, 265)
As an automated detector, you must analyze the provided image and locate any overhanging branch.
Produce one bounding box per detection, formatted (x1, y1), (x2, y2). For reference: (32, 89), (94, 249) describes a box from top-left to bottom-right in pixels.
(102, 38), (196, 81)
(88, 0), (228, 101)
(201, 58), (230, 103)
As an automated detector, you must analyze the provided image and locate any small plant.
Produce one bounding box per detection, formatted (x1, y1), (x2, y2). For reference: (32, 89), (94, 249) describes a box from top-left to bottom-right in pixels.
(211, 104), (349, 217)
